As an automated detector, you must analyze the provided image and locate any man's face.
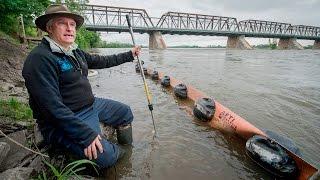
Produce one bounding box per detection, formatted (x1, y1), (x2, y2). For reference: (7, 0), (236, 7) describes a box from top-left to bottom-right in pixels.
(47, 17), (77, 48)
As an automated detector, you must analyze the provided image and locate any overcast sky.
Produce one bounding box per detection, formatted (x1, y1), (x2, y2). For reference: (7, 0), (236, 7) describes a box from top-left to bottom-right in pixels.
(89, 0), (320, 46)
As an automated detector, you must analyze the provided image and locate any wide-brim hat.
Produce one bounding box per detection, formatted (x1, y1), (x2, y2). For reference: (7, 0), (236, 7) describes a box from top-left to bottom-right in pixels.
(35, 4), (84, 32)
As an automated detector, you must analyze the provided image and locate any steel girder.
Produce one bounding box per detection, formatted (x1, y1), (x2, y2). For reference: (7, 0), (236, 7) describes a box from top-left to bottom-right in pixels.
(239, 19), (320, 38)
(156, 12), (239, 32)
(238, 20), (292, 34)
(80, 4), (154, 29)
(291, 25), (320, 37)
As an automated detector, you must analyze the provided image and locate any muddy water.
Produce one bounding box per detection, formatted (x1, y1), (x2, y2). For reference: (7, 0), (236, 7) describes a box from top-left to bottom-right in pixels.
(89, 48), (320, 179)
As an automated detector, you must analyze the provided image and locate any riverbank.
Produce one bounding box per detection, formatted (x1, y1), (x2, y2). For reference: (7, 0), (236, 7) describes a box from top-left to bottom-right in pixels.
(0, 33), (49, 179)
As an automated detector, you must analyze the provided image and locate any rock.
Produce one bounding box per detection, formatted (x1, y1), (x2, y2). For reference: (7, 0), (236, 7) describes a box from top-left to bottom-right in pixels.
(0, 142), (10, 166)
(49, 154), (67, 169)
(16, 121), (29, 127)
(18, 154), (37, 169)
(15, 80), (25, 88)
(0, 120), (27, 135)
(33, 123), (44, 146)
(0, 130), (32, 172)
(28, 155), (43, 173)
(9, 86), (22, 95)
(88, 69), (98, 77)
(0, 38), (27, 85)
(0, 81), (14, 92)
(0, 81), (28, 102)
(0, 167), (35, 180)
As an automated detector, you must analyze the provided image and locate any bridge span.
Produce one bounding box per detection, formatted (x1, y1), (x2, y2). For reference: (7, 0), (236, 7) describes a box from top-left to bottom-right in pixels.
(81, 4), (320, 50)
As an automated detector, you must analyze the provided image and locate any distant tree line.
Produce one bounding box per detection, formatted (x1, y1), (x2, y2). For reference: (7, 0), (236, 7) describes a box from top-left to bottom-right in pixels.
(253, 44), (276, 49)
(167, 45), (226, 48)
(253, 44), (312, 49)
(98, 41), (133, 48)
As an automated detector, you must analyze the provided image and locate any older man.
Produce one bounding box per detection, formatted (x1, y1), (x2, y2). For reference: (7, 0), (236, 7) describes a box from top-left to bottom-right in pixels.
(22, 4), (140, 168)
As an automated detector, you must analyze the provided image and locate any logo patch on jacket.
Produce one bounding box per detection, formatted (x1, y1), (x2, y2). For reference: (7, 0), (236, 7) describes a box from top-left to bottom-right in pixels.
(57, 57), (73, 72)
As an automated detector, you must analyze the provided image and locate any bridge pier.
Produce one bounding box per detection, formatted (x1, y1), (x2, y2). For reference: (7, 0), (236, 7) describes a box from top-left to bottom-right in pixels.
(313, 40), (320, 49)
(149, 31), (166, 49)
(278, 38), (303, 50)
(227, 35), (253, 50)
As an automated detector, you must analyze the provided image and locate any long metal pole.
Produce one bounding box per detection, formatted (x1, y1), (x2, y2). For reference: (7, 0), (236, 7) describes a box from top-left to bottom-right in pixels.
(125, 15), (157, 137)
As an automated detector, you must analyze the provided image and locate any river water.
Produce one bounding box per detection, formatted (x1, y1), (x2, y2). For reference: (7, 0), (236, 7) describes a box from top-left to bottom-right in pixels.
(89, 48), (320, 179)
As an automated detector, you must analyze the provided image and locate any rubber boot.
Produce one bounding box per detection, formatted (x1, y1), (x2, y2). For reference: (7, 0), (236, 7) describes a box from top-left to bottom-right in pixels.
(116, 124), (132, 145)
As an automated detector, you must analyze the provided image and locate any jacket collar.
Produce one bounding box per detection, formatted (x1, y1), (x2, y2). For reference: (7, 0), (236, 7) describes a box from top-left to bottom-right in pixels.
(43, 36), (78, 57)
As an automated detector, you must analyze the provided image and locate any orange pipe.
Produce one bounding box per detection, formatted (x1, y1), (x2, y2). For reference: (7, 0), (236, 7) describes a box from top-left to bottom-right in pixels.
(157, 71), (265, 138)
(146, 69), (318, 179)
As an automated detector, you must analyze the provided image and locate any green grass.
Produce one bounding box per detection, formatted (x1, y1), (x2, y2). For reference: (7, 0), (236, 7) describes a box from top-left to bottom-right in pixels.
(0, 98), (33, 121)
(38, 159), (98, 180)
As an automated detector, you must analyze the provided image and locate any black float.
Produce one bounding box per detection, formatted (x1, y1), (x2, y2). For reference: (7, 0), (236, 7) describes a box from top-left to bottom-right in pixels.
(174, 83), (188, 99)
(151, 71), (159, 80)
(193, 97), (215, 121)
(143, 67), (148, 75)
(161, 76), (171, 87)
(135, 64), (140, 72)
(246, 135), (298, 178)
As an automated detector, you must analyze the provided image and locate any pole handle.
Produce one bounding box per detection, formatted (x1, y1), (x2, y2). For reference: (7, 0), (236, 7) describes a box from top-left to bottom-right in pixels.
(126, 14), (136, 46)
(125, 15), (132, 29)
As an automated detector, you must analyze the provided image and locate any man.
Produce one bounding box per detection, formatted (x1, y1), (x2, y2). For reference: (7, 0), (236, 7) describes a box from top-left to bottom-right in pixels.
(22, 4), (140, 168)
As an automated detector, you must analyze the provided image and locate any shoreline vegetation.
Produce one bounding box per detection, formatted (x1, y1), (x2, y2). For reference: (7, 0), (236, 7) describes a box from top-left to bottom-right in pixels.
(0, 98), (33, 121)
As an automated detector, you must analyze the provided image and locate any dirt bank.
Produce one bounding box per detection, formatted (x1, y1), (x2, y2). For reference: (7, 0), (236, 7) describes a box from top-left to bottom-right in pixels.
(0, 37), (29, 102)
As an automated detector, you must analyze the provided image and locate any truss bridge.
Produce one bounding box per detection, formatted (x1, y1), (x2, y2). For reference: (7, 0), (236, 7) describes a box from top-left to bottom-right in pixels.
(81, 4), (320, 49)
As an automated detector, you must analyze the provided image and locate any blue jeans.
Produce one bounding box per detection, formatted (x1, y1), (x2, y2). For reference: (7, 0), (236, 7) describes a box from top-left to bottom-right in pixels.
(42, 97), (134, 168)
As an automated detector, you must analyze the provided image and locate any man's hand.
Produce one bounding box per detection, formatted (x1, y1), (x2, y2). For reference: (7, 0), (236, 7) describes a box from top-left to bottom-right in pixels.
(84, 135), (103, 160)
(131, 45), (141, 57)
